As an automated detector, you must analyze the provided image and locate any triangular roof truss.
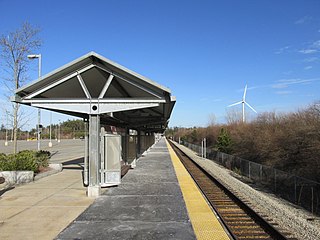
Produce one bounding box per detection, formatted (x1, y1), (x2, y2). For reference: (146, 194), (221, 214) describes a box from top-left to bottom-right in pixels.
(12, 52), (175, 132)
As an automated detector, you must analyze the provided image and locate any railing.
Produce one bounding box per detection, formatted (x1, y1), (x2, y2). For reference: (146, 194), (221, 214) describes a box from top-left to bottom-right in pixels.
(181, 140), (320, 215)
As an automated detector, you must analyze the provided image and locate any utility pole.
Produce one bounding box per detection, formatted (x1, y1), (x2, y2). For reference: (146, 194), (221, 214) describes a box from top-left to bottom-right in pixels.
(58, 120), (61, 143)
(27, 54), (42, 151)
(49, 112), (52, 147)
(5, 112), (8, 146)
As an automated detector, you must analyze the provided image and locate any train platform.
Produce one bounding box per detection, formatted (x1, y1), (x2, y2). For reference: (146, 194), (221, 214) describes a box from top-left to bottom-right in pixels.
(0, 160), (94, 240)
(57, 138), (230, 240)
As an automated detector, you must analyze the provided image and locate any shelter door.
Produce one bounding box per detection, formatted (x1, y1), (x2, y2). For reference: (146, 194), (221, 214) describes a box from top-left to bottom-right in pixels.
(100, 134), (121, 187)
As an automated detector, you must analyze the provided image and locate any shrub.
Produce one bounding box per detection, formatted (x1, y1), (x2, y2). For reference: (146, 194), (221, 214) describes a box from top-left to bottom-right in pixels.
(0, 153), (6, 161)
(0, 150), (50, 172)
(167, 102), (320, 182)
(35, 150), (50, 169)
(233, 167), (241, 175)
(0, 154), (16, 171)
(216, 128), (232, 154)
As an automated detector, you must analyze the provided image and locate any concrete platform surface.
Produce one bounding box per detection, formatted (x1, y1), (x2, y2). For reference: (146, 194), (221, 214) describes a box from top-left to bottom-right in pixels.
(56, 138), (196, 240)
(0, 163), (93, 240)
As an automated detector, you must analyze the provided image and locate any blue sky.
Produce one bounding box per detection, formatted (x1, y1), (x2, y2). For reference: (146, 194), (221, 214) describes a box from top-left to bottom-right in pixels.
(0, 0), (320, 129)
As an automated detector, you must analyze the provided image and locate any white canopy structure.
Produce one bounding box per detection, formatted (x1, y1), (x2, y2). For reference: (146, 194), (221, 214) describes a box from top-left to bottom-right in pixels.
(12, 52), (176, 196)
(12, 52), (175, 132)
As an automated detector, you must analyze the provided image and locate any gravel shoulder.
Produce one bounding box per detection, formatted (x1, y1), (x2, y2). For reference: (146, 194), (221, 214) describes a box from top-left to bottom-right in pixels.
(173, 141), (320, 240)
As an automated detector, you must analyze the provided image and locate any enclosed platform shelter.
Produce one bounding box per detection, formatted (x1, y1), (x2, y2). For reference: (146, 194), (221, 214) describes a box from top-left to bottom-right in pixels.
(12, 52), (175, 196)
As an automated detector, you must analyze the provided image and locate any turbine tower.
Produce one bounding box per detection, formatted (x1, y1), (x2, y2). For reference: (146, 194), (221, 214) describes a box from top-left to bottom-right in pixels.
(228, 84), (257, 122)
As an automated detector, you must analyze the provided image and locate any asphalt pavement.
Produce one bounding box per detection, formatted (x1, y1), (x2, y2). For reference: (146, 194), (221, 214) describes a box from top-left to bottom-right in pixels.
(0, 139), (85, 163)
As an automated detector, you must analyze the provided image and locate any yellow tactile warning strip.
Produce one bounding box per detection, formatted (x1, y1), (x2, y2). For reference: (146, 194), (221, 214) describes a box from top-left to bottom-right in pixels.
(166, 140), (230, 240)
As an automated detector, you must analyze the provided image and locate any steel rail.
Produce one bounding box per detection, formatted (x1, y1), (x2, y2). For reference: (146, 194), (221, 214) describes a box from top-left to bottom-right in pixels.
(169, 140), (295, 240)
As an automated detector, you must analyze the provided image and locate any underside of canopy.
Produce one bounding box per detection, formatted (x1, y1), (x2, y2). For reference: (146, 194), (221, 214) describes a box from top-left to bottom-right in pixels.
(12, 52), (175, 132)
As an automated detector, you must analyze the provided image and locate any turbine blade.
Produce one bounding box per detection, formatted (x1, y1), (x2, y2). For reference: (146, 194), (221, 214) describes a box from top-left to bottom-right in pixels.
(243, 84), (247, 101)
(245, 102), (257, 113)
(228, 101), (242, 107)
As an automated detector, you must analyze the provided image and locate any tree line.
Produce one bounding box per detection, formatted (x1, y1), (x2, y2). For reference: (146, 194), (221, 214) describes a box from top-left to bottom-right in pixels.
(166, 102), (320, 183)
(0, 119), (85, 141)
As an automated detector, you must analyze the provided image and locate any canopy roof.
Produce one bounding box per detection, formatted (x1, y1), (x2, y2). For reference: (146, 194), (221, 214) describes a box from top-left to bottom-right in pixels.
(12, 52), (175, 132)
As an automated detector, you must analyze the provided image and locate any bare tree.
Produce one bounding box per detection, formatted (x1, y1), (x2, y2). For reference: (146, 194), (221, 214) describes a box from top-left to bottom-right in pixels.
(225, 108), (242, 124)
(207, 113), (216, 127)
(0, 22), (41, 153)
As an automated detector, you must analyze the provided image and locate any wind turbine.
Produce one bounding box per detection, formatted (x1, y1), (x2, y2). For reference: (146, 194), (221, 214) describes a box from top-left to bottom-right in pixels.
(228, 84), (257, 122)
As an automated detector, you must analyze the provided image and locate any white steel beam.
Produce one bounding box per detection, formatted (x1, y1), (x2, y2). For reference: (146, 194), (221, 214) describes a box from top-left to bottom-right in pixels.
(22, 98), (166, 104)
(31, 102), (160, 115)
(99, 74), (114, 98)
(77, 72), (91, 99)
(25, 64), (95, 99)
(95, 63), (162, 99)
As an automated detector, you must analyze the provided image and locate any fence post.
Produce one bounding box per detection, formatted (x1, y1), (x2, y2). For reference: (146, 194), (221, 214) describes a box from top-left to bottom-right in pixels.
(201, 140), (203, 158)
(311, 187), (314, 214)
(294, 177), (297, 204)
(204, 138), (206, 158)
(274, 169), (277, 193)
(183, 141), (320, 216)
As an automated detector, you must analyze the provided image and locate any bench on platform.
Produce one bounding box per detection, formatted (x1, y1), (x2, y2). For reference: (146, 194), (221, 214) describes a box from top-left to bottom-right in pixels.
(121, 165), (131, 177)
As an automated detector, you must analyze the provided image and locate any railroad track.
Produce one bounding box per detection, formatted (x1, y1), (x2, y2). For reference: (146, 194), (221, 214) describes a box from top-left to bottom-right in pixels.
(169, 140), (296, 240)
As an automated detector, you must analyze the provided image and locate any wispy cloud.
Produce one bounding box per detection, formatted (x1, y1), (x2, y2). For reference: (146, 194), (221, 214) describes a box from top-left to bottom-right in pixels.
(312, 40), (320, 48)
(235, 85), (262, 93)
(304, 66), (313, 70)
(275, 90), (292, 95)
(295, 16), (312, 24)
(272, 78), (319, 89)
(298, 40), (320, 54)
(275, 40), (320, 66)
(247, 86), (261, 91)
(299, 49), (318, 54)
(274, 45), (291, 54)
(303, 57), (318, 62)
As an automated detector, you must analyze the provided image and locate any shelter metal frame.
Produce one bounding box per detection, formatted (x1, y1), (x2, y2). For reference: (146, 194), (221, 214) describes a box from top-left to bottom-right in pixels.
(12, 52), (175, 196)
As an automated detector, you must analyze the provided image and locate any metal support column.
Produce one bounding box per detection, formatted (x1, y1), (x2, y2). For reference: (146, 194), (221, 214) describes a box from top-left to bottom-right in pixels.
(137, 130), (141, 157)
(83, 119), (89, 186)
(123, 127), (129, 163)
(87, 115), (101, 197)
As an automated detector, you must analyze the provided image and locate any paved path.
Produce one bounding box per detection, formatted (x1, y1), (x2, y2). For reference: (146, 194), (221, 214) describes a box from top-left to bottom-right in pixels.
(0, 164), (93, 240)
(56, 138), (196, 240)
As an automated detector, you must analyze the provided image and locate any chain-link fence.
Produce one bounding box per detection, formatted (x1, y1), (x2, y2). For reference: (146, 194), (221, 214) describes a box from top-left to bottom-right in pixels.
(181, 141), (320, 215)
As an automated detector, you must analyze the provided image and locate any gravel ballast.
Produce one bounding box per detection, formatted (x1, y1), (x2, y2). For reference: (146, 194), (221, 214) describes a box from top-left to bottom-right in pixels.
(173, 141), (320, 240)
